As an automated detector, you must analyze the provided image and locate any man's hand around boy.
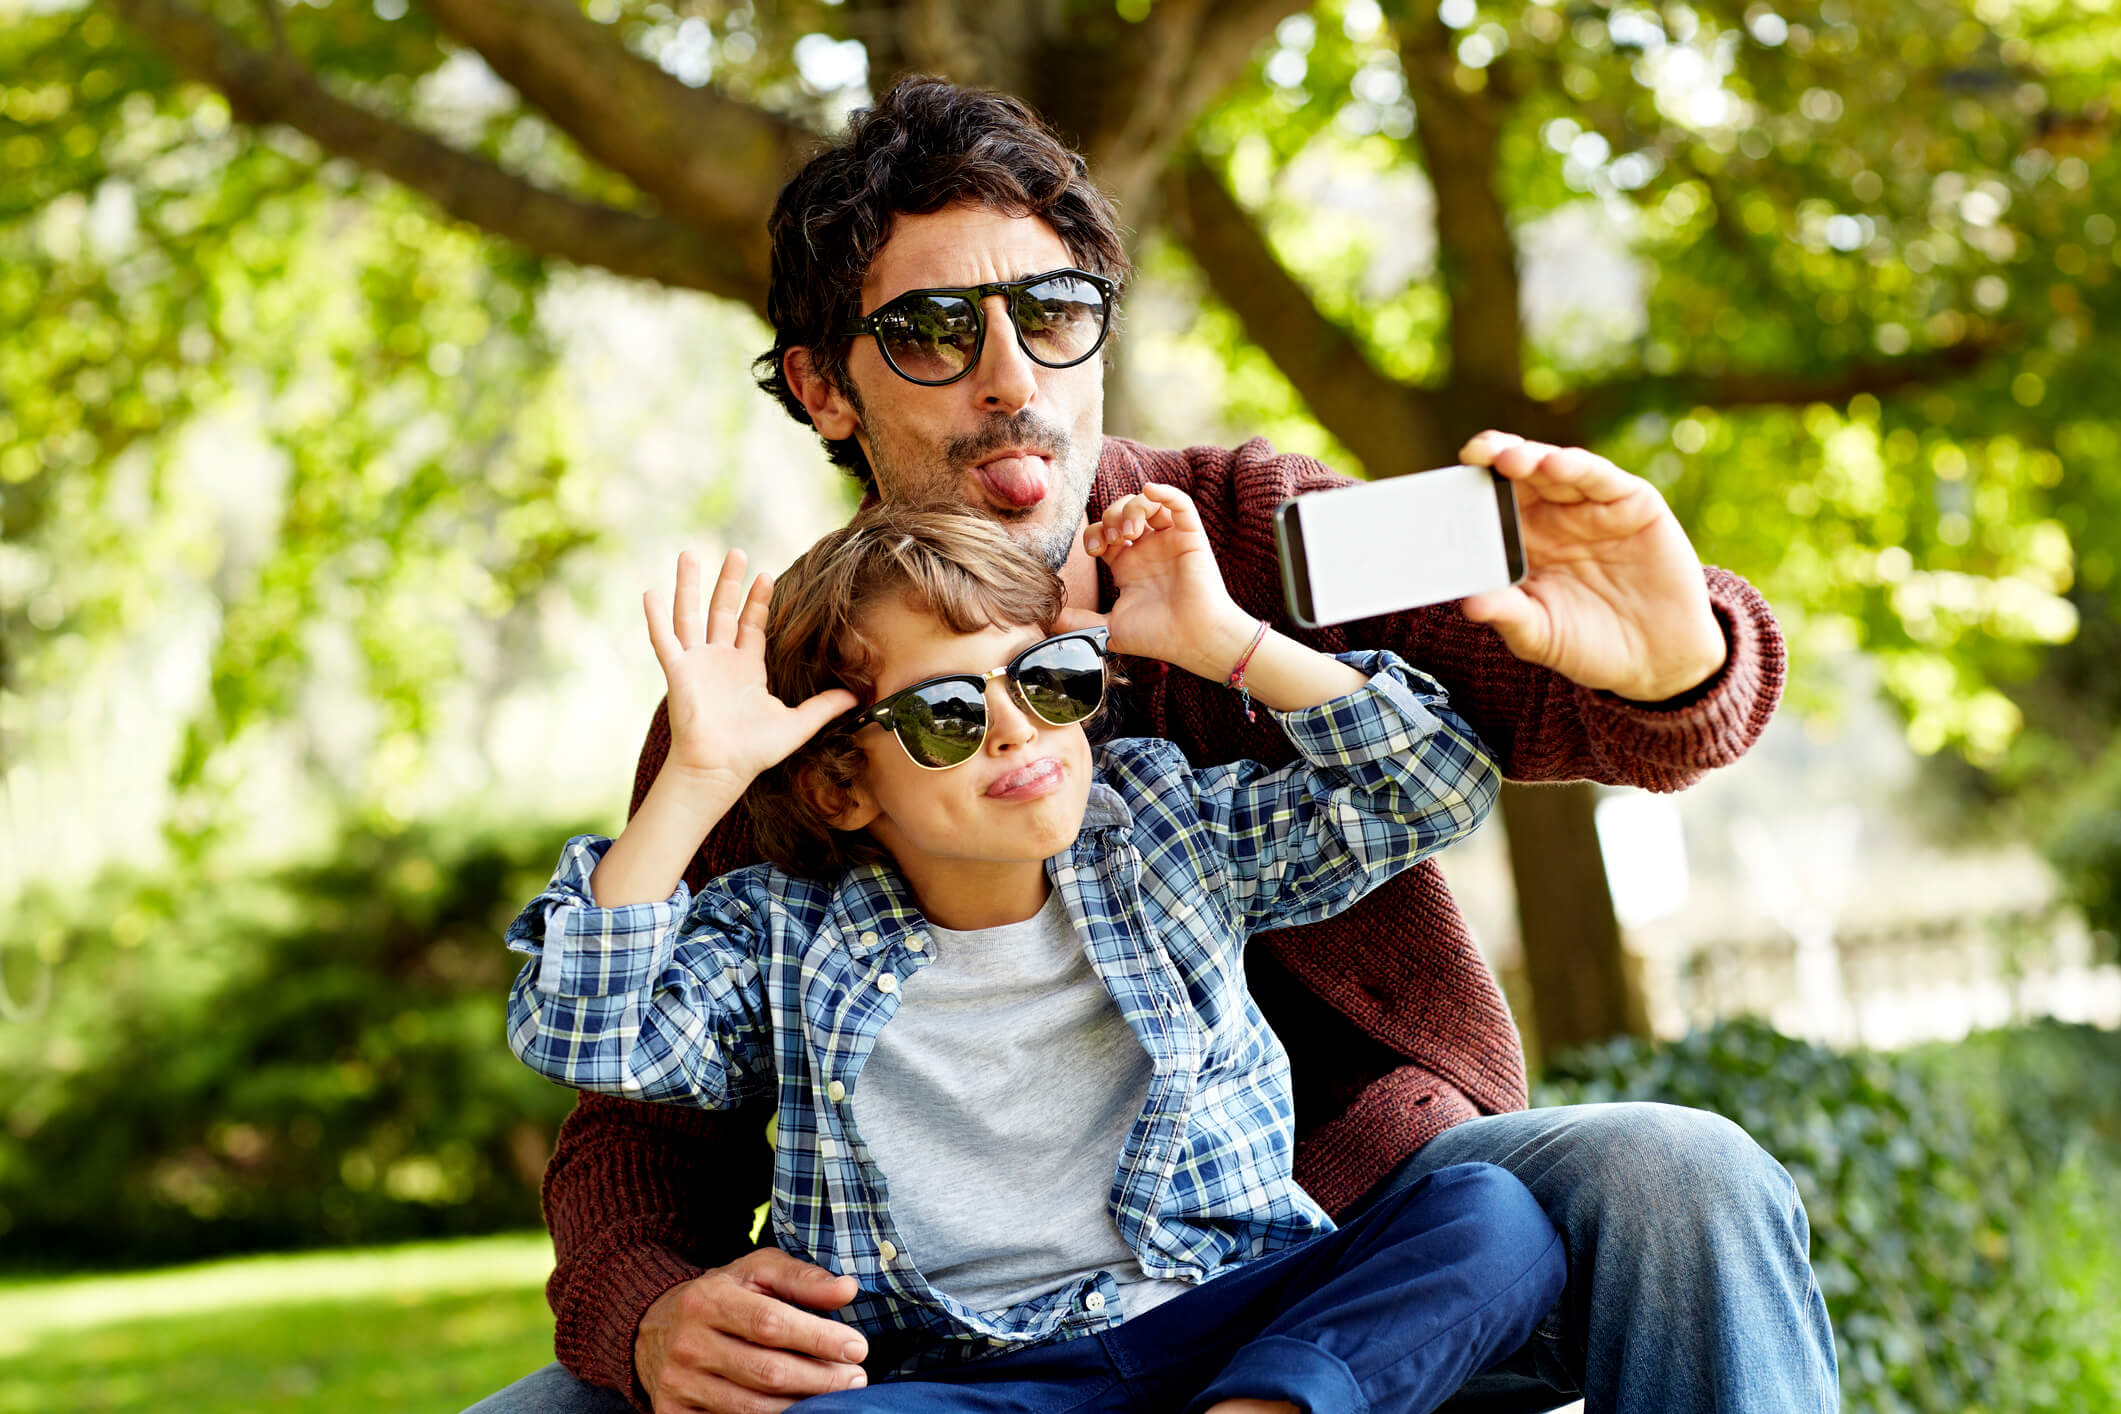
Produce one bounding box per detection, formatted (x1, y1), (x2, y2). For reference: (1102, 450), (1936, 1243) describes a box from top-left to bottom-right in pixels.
(647, 548), (858, 791)
(635, 1248), (870, 1413)
(1073, 483), (1262, 685)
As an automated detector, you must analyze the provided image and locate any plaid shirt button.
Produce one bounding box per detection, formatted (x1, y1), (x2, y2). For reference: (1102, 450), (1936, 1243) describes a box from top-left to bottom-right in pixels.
(860, 930), (880, 946)
(827, 1080), (847, 1102)
(1084, 1291), (1106, 1312)
(878, 974), (898, 994)
(907, 933), (928, 952)
(879, 1239), (898, 1263)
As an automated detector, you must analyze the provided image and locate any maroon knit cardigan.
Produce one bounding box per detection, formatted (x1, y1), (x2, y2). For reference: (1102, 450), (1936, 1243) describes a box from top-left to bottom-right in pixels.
(540, 437), (1786, 1404)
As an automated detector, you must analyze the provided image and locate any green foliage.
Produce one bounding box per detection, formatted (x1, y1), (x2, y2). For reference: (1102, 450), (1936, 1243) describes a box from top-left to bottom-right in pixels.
(0, 815), (591, 1269)
(1538, 1018), (2121, 1412)
(0, 1282), (554, 1414)
(1, 7), (592, 843)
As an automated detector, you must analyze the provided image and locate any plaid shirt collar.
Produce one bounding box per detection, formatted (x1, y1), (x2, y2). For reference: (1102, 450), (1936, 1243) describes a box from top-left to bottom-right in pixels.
(826, 782), (1134, 960)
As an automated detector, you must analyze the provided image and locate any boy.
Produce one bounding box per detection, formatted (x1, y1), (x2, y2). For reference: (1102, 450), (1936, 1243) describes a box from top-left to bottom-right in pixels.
(504, 485), (1563, 1413)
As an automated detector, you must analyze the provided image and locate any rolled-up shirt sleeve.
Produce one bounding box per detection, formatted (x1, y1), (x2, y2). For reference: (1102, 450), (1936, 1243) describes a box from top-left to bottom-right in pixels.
(1190, 651), (1501, 935)
(503, 835), (775, 1110)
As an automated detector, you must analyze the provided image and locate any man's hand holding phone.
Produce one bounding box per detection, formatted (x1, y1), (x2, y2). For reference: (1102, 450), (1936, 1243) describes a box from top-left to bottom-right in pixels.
(1456, 430), (1728, 704)
(1273, 432), (1728, 705)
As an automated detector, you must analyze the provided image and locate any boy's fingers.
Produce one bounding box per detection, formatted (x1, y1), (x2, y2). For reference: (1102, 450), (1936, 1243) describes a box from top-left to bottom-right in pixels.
(706, 549), (750, 644)
(791, 688), (860, 739)
(735, 573), (774, 653)
(1136, 483), (1196, 533)
(1053, 606), (1110, 635)
(673, 551), (704, 646)
(643, 590), (682, 672)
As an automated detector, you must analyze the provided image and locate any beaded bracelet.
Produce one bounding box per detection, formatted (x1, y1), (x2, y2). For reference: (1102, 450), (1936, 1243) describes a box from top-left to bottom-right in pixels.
(1225, 618), (1270, 723)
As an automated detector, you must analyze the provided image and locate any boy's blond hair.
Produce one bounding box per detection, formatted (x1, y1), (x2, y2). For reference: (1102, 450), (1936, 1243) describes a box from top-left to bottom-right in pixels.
(751, 503), (1069, 879)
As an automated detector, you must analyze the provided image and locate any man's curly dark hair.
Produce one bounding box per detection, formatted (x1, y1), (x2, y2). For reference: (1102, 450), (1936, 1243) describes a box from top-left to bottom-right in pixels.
(752, 77), (1132, 493)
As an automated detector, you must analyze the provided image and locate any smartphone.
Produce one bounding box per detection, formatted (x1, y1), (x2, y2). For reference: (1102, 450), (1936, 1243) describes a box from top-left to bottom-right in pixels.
(1274, 465), (1526, 629)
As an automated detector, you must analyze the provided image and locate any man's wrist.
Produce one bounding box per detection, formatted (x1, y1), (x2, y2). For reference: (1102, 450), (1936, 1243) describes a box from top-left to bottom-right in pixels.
(1611, 635), (1730, 706)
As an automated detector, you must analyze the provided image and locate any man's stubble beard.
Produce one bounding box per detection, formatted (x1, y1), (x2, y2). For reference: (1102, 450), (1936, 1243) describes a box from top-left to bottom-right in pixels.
(861, 395), (1103, 574)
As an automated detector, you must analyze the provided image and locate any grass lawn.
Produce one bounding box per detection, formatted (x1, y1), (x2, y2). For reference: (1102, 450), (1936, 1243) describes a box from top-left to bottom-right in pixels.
(0, 1234), (560, 1413)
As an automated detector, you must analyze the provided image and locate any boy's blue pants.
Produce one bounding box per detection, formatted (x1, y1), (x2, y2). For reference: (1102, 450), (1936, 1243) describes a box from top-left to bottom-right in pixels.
(798, 1161), (1566, 1414)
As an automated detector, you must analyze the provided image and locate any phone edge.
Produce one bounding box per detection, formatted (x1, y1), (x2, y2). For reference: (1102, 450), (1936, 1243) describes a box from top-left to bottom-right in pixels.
(1489, 469), (1528, 585)
(1272, 499), (1322, 630)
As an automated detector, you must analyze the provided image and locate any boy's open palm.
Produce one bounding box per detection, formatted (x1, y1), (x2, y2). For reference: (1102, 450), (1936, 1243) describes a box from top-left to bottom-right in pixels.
(646, 549), (856, 787)
(1077, 483), (1252, 679)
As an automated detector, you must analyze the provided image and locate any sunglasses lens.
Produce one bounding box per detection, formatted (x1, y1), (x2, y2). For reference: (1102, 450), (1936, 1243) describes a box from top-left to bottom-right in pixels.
(875, 295), (981, 383)
(1014, 635), (1106, 726)
(887, 678), (987, 767)
(1012, 274), (1108, 368)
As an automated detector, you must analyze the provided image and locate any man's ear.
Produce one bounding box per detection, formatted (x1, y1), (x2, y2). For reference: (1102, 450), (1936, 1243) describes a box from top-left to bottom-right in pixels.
(785, 347), (863, 443)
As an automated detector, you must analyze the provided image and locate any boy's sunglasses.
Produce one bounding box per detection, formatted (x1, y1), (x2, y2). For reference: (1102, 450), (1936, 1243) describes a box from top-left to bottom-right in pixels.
(852, 627), (1110, 770)
(841, 268), (1117, 387)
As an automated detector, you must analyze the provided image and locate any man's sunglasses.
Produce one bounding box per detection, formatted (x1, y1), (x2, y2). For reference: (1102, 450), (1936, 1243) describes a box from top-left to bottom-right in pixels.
(851, 627), (1110, 770)
(841, 268), (1117, 387)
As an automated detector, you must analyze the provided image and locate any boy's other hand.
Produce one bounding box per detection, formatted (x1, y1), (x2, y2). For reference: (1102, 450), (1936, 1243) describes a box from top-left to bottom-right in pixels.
(1074, 483), (1257, 682)
(646, 549), (857, 791)
(635, 1248), (868, 1414)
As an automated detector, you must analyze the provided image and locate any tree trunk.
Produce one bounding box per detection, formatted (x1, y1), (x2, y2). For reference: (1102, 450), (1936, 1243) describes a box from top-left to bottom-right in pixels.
(1500, 782), (1650, 1062)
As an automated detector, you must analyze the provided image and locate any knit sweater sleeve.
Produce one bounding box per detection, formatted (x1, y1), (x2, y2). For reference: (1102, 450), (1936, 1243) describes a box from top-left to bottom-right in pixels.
(1161, 438), (1785, 790)
(543, 698), (778, 1409)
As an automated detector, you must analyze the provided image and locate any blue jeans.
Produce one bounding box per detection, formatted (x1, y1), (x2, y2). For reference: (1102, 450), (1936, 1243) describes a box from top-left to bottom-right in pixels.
(789, 1163), (1561, 1413)
(466, 1102), (1839, 1414)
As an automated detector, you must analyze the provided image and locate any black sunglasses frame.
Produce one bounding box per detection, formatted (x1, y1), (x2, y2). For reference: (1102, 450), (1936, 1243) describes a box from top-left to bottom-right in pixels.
(841, 268), (1118, 387)
(852, 627), (1112, 771)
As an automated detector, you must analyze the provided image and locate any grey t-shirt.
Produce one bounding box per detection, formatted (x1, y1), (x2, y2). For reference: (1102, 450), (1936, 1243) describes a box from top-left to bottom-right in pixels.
(850, 888), (1193, 1320)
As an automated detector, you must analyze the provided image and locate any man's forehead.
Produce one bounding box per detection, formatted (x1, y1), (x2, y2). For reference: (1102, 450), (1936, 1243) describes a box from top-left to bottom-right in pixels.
(861, 206), (1073, 304)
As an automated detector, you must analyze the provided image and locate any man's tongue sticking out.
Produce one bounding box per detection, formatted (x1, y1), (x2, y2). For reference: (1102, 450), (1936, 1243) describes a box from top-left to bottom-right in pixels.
(976, 453), (1050, 508)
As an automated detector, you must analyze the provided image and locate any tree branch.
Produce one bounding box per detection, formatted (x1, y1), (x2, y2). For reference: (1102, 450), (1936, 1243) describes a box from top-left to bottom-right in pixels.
(1398, 13), (1523, 403)
(1564, 331), (2016, 425)
(1165, 154), (1462, 473)
(1076, 0), (1310, 216)
(417, 0), (809, 288)
(108, 0), (761, 305)
(845, 0), (1307, 218)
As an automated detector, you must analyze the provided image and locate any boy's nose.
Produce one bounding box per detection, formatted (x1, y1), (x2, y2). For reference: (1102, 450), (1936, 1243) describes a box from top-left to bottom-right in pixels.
(983, 680), (1039, 752)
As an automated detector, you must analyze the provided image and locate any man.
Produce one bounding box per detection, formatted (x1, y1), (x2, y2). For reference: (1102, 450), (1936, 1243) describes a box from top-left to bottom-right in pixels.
(473, 77), (1835, 1414)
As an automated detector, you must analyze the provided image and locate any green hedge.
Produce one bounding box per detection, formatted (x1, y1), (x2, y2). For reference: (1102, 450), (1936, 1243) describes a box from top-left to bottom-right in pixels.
(0, 818), (588, 1269)
(1537, 1018), (2121, 1413)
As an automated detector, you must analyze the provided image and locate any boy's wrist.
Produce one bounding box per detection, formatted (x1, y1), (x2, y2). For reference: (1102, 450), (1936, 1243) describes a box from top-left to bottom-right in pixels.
(1183, 607), (1273, 685)
(648, 760), (753, 826)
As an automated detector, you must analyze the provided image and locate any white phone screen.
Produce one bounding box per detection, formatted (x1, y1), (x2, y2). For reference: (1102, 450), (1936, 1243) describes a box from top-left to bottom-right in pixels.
(1278, 464), (1522, 627)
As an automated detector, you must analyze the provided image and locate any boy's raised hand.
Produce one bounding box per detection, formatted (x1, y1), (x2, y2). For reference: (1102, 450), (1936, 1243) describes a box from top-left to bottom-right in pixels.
(1076, 483), (1257, 682)
(646, 549), (857, 789)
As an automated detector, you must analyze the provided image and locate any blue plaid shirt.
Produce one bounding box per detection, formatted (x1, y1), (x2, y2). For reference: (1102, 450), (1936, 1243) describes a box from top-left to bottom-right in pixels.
(505, 652), (1497, 1369)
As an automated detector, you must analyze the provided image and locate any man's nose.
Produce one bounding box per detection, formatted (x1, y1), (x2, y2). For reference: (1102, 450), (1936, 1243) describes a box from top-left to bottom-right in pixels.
(983, 678), (1039, 752)
(969, 294), (1037, 414)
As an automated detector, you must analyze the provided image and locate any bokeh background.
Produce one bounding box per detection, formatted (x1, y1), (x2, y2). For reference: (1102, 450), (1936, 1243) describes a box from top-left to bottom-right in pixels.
(3, 0), (2119, 1409)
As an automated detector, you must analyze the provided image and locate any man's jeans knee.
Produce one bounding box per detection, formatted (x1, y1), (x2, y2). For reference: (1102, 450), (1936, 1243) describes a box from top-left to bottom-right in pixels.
(461, 1362), (633, 1414)
(1357, 1101), (1839, 1414)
